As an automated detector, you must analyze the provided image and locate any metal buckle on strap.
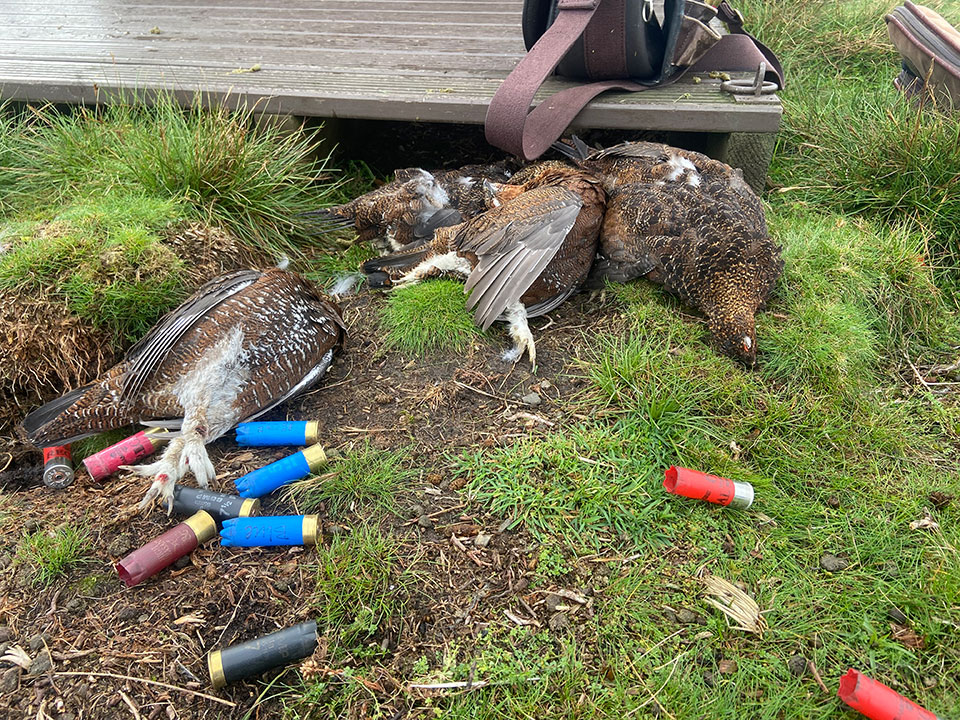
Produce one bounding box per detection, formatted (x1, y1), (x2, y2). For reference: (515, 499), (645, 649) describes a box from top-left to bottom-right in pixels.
(642, 0), (654, 23)
(720, 62), (779, 96)
(557, 0), (599, 10)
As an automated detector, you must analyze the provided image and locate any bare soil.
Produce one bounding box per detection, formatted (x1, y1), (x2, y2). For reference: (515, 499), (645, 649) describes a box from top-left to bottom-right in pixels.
(0, 288), (624, 719)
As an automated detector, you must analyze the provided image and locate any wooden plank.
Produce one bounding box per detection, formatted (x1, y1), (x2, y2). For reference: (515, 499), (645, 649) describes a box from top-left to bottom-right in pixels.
(0, 60), (780, 132)
(0, 0), (781, 136)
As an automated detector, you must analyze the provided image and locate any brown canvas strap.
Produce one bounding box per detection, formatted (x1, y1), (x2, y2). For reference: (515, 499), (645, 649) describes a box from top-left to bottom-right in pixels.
(693, 1), (784, 86)
(485, 0), (784, 160)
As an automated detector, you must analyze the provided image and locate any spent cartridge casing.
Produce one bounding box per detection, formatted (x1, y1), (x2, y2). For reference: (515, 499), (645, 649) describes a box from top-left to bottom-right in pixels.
(233, 444), (327, 498)
(115, 511), (217, 587)
(42, 445), (74, 489)
(838, 668), (941, 720)
(663, 466), (754, 509)
(235, 421), (320, 447)
(208, 620), (318, 689)
(172, 485), (259, 522)
(83, 428), (170, 481)
(219, 514), (320, 547)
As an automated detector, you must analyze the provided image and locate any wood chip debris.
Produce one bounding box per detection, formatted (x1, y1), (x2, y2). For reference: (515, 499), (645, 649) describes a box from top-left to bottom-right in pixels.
(702, 574), (767, 634)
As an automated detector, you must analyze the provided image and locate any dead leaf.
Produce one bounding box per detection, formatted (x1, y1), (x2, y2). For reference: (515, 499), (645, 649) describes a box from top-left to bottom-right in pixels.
(890, 623), (926, 649)
(718, 659), (738, 673)
(172, 613), (206, 626)
(702, 575), (766, 634)
(909, 509), (940, 532)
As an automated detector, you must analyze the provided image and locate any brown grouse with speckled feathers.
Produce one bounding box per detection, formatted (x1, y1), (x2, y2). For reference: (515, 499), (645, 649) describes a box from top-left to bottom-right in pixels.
(22, 268), (345, 511)
(557, 140), (783, 365)
(308, 161), (518, 252)
(361, 162), (605, 364)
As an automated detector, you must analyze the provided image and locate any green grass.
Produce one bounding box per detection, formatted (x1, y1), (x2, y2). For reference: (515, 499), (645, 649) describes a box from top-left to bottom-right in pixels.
(736, 0), (960, 298)
(285, 442), (411, 518)
(16, 524), (90, 587)
(0, 94), (342, 257)
(448, 204), (960, 717)
(312, 525), (411, 656)
(380, 279), (484, 355)
(303, 242), (378, 295)
(0, 194), (187, 344)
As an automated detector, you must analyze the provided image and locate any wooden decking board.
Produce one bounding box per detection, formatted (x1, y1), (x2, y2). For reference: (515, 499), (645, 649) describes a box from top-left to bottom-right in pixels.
(0, 0), (781, 136)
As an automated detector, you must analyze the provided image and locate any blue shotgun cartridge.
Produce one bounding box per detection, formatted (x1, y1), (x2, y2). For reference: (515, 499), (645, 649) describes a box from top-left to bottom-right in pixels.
(236, 421), (320, 447)
(233, 444), (327, 498)
(219, 514), (320, 547)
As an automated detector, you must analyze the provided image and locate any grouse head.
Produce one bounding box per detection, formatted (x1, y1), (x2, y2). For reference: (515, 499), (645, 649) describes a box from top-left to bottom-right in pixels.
(707, 310), (757, 367)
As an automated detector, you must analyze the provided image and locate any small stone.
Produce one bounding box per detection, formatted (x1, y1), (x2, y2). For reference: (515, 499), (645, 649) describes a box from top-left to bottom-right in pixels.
(417, 515), (434, 529)
(0, 667), (18, 693)
(539, 379), (552, 390)
(820, 553), (849, 572)
(810, 633), (824, 649)
(545, 594), (563, 612)
(703, 670), (716, 688)
(107, 534), (135, 557)
(548, 612), (571, 633)
(28, 633), (49, 652)
(28, 649), (52, 675)
(676, 608), (702, 624)
(825, 495), (840, 508)
(521, 392), (541, 406)
(887, 606), (908, 624)
(116, 607), (139, 622)
(65, 597), (85, 614)
(474, 533), (492, 549)
(410, 504), (425, 517)
(137, 614), (150, 623)
(0, 626), (13, 643)
(787, 655), (807, 676)
(717, 659), (737, 674)
(173, 555), (191, 570)
(24, 520), (41, 534)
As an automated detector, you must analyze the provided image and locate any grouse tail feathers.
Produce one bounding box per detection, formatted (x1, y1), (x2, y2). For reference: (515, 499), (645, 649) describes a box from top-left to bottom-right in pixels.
(22, 380), (135, 447)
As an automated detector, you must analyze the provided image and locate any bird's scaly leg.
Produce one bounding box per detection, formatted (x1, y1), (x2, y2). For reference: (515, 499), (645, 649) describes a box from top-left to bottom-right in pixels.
(125, 436), (186, 514)
(179, 409), (215, 490)
(500, 302), (537, 366)
(126, 411), (216, 514)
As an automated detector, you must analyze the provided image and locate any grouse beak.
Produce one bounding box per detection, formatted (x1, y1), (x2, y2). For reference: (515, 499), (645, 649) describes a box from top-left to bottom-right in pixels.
(742, 336), (757, 368)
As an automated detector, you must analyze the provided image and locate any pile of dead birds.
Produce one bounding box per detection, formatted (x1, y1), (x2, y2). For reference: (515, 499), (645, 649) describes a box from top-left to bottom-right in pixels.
(315, 138), (783, 367)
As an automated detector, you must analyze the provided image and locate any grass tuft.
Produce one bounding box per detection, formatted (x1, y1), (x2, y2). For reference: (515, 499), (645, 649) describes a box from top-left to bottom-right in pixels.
(1, 95), (342, 257)
(380, 279), (483, 355)
(0, 195), (186, 344)
(312, 525), (410, 654)
(285, 442), (410, 518)
(16, 524), (90, 587)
